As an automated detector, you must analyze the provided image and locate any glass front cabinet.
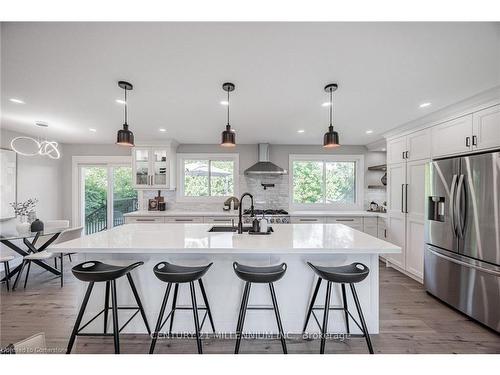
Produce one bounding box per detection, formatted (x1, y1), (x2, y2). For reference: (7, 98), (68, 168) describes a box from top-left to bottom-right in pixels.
(132, 142), (177, 189)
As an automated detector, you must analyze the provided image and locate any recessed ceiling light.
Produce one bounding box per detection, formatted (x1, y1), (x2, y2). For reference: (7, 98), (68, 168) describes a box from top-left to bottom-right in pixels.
(220, 100), (229, 106)
(297, 130), (305, 133)
(159, 128), (166, 132)
(419, 102), (431, 108)
(9, 98), (25, 104)
(381, 148), (386, 151)
(366, 130), (373, 134)
(89, 128), (97, 132)
(321, 102), (331, 107)
(116, 99), (126, 105)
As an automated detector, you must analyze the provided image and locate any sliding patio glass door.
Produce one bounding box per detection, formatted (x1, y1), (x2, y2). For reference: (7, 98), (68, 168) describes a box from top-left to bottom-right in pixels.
(80, 164), (137, 234)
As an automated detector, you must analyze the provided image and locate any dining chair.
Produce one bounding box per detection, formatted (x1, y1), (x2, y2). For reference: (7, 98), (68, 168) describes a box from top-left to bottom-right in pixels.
(1, 254), (15, 291)
(13, 226), (83, 290)
(36, 220), (70, 268)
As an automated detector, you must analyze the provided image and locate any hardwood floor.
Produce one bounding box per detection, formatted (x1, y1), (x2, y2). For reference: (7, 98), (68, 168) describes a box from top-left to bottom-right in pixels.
(1, 260), (498, 354)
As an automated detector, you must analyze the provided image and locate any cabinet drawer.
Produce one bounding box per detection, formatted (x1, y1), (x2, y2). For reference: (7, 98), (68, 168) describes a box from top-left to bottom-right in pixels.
(326, 217), (362, 225)
(125, 216), (165, 224)
(164, 217), (204, 223)
(291, 217), (325, 223)
(204, 216), (237, 224)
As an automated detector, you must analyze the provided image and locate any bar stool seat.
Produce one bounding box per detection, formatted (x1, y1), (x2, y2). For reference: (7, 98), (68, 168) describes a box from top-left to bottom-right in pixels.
(72, 261), (143, 282)
(150, 261), (215, 354)
(153, 261), (211, 283)
(66, 260), (150, 354)
(307, 262), (369, 284)
(233, 262), (286, 283)
(233, 262), (288, 354)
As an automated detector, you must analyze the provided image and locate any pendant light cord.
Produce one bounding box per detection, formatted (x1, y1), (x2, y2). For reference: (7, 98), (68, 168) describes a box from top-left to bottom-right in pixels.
(329, 89), (333, 127)
(124, 88), (128, 125)
(227, 89), (230, 126)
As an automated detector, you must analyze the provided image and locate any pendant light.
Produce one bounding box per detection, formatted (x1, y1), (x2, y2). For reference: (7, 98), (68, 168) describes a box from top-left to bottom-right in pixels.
(323, 83), (340, 148)
(221, 82), (236, 147)
(116, 80), (135, 147)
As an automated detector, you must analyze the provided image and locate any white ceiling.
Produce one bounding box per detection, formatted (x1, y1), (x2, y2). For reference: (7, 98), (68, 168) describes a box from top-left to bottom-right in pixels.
(1, 22), (500, 145)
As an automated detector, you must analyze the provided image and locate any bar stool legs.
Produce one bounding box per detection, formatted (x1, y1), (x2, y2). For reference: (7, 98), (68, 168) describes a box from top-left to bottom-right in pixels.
(189, 281), (203, 354)
(234, 282), (251, 354)
(149, 283), (172, 354)
(67, 282), (95, 354)
(350, 283), (373, 354)
(127, 273), (151, 335)
(269, 283), (287, 354)
(198, 279), (216, 333)
(168, 283), (179, 335)
(110, 280), (120, 354)
(302, 278), (374, 354)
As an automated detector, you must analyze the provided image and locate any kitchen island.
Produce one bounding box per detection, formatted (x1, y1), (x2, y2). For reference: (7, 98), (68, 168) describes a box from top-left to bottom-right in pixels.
(49, 223), (400, 335)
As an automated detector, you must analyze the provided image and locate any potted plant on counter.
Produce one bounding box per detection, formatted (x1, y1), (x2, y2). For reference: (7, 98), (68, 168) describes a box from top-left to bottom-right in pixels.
(10, 198), (39, 234)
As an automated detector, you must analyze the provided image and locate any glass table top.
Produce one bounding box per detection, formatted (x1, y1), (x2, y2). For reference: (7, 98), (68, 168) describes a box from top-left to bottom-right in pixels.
(0, 228), (65, 241)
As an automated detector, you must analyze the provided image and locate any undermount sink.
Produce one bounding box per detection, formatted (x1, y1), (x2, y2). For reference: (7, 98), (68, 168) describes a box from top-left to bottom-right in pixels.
(208, 226), (238, 232)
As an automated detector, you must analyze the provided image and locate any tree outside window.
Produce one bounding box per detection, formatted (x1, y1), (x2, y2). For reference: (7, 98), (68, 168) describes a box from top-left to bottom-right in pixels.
(184, 159), (234, 197)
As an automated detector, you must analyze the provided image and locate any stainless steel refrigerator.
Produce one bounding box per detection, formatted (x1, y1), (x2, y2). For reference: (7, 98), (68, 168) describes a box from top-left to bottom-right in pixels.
(425, 150), (500, 332)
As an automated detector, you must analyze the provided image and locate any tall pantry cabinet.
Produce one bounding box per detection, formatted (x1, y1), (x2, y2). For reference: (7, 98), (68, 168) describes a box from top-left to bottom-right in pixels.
(386, 128), (430, 282)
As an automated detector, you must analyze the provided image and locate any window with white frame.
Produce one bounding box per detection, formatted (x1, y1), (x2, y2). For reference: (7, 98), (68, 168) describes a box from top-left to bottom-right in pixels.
(289, 154), (364, 209)
(178, 154), (239, 201)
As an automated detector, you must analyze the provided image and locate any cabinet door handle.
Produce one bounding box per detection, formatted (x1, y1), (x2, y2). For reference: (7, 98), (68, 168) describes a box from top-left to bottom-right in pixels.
(384, 229), (387, 238)
(212, 219), (232, 222)
(299, 218), (318, 222)
(402, 151), (405, 160)
(175, 218), (195, 222)
(136, 218), (156, 222)
(472, 135), (477, 146)
(401, 184), (405, 213)
(405, 151), (409, 159)
(336, 219), (355, 222)
(465, 136), (471, 147)
(405, 183), (409, 214)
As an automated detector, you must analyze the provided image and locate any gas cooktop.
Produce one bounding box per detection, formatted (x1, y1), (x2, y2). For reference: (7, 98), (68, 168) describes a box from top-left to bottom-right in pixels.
(243, 209), (289, 216)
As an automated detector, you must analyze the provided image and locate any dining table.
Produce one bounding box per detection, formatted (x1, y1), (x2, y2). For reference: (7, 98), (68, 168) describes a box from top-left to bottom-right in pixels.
(0, 228), (66, 282)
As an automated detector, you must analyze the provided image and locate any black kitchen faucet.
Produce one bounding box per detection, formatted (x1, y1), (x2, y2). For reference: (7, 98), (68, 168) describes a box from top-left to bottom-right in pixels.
(238, 193), (254, 234)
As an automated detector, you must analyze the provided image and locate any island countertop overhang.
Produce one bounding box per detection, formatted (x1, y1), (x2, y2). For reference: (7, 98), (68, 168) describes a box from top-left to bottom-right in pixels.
(48, 223), (401, 255)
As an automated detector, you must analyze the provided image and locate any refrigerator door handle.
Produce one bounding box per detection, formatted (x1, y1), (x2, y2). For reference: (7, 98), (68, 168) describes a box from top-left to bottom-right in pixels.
(427, 247), (500, 277)
(449, 174), (458, 236)
(405, 184), (409, 213)
(455, 174), (466, 238)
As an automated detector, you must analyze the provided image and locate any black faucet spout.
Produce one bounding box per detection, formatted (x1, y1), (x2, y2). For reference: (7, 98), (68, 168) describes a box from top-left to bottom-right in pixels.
(238, 193), (254, 234)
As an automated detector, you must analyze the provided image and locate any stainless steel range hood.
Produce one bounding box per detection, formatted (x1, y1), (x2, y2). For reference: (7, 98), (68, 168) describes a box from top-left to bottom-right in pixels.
(244, 144), (287, 175)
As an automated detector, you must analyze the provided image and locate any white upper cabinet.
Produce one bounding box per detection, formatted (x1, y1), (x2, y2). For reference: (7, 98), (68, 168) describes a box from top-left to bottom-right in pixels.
(387, 137), (407, 165)
(387, 128), (430, 165)
(472, 104), (500, 151)
(431, 114), (473, 158)
(132, 143), (177, 190)
(406, 128), (431, 161)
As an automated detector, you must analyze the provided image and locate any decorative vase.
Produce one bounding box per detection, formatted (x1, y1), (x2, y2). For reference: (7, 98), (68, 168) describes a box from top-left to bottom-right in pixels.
(16, 216), (31, 234)
(28, 211), (37, 224)
(381, 173), (387, 186)
(30, 219), (44, 232)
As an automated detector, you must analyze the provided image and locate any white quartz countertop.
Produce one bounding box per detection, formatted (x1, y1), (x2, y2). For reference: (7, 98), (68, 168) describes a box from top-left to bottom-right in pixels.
(49, 223), (400, 255)
(123, 210), (386, 218)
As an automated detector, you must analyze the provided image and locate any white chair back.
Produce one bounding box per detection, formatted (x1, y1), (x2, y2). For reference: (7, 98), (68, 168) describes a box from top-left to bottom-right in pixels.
(54, 226), (84, 245)
(13, 332), (46, 354)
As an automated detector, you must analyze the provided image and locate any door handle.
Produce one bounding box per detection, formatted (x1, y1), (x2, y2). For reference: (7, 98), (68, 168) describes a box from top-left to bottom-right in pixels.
(402, 151), (405, 160)
(384, 229), (387, 238)
(472, 135), (477, 146)
(401, 184), (405, 213)
(405, 151), (409, 159)
(455, 174), (466, 238)
(335, 219), (355, 222)
(405, 183), (409, 213)
(465, 136), (471, 147)
(449, 174), (458, 236)
(427, 247), (500, 277)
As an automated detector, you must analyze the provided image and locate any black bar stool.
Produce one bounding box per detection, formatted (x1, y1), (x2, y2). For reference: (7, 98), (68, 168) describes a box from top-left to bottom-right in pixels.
(66, 261), (151, 354)
(233, 262), (288, 354)
(303, 262), (373, 354)
(149, 261), (214, 354)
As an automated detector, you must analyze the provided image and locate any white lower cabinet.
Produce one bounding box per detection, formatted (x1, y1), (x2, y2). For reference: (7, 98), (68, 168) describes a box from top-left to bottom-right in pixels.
(204, 216), (237, 224)
(326, 216), (363, 231)
(362, 217), (378, 237)
(377, 218), (387, 240)
(386, 215), (406, 269)
(124, 216), (165, 224)
(291, 217), (325, 224)
(164, 217), (204, 223)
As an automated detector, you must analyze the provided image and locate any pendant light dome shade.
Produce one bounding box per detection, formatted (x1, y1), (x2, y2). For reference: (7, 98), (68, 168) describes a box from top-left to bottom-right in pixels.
(116, 123), (134, 146)
(323, 125), (340, 148)
(220, 82), (236, 147)
(221, 124), (236, 147)
(323, 83), (341, 148)
(116, 80), (135, 147)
